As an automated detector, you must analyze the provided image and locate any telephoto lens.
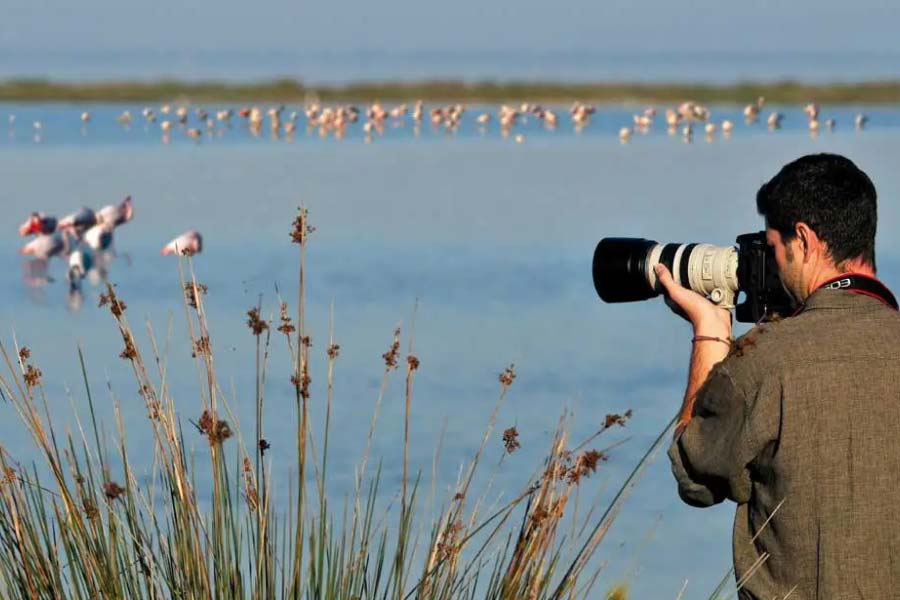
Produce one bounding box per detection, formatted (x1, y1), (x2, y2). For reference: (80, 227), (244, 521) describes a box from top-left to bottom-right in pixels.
(593, 238), (740, 308)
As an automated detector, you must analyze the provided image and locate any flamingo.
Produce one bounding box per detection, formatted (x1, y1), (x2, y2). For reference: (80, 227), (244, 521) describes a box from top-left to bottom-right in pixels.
(804, 103), (819, 121)
(84, 222), (114, 252)
(58, 207), (97, 235)
(19, 213), (58, 236)
(67, 246), (93, 292)
(97, 196), (134, 228)
(162, 231), (203, 256)
(20, 232), (70, 260)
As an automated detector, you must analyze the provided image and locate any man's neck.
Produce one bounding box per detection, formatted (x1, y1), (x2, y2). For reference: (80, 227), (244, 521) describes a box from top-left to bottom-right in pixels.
(805, 258), (876, 297)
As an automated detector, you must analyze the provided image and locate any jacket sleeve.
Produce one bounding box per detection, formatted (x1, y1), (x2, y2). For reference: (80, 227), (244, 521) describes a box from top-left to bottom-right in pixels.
(667, 362), (776, 507)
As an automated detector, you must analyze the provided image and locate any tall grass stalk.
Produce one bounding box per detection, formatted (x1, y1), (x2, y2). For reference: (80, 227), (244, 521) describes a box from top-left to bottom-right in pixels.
(0, 206), (663, 600)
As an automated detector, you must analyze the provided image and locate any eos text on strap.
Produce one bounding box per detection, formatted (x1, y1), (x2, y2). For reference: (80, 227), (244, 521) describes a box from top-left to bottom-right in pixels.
(818, 273), (899, 311)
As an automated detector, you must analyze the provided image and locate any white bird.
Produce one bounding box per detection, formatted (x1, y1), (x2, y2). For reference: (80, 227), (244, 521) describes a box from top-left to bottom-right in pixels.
(67, 246), (93, 291)
(618, 127), (632, 141)
(97, 196), (134, 228)
(81, 112), (91, 123)
(162, 231), (203, 256)
(20, 232), (69, 260)
(84, 222), (114, 252)
(855, 114), (868, 130)
(58, 207), (97, 235)
(721, 120), (734, 133)
(804, 103), (819, 121)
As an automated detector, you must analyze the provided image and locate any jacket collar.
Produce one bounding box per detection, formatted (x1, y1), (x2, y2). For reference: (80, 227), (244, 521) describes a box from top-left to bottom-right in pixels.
(800, 287), (892, 313)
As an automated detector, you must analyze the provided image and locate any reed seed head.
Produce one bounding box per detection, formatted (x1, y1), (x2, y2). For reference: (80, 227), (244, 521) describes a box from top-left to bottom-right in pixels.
(2, 467), (17, 485)
(383, 328), (401, 369)
(192, 336), (211, 358)
(24, 364), (42, 388)
(247, 307), (269, 336)
(83, 500), (99, 521)
(197, 410), (233, 445)
(602, 410), (633, 430)
(184, 282), (208, 309)
(18, 347), (30, 361)
(499, 364), (516, 387)
(290, 207), (316, 245)
(277, 302), (295, 335)
(502, 426), (520, 453)
(565, 449), (607, 484)
(119, 334), (137, 361)
(99, 284), (127, 317)
(103, 481), (126, 501)
(327, 343), (341, 359)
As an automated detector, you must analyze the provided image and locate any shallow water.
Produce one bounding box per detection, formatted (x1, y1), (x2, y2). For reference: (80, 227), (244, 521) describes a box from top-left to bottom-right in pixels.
(3, 103), (900, 597)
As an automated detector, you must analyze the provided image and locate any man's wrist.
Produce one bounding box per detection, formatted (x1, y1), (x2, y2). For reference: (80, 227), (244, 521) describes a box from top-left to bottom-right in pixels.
(693, 325), (732, 339)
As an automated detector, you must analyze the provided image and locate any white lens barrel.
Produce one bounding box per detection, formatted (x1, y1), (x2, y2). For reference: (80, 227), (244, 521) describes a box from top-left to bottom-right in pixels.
(646, 243), (740, 308)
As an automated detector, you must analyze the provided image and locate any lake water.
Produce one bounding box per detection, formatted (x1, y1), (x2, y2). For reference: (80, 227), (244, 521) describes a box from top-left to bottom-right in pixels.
(3, 103), (900, 597)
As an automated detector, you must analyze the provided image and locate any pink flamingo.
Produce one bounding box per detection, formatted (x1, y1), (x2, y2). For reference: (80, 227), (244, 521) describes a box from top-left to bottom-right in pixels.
(161, 231), (203, 256)
(18, 213), (58, 236)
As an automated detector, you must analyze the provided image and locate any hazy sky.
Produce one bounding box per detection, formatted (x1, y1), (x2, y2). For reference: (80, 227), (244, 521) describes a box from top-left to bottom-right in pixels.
(4, 0), (899, 55)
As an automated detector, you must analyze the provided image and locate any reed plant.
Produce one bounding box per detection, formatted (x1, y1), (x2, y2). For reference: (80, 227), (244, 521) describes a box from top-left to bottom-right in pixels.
(0, 207), (673, 599)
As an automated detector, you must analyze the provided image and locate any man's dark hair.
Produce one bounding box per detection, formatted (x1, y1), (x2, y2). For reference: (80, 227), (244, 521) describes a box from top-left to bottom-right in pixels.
(756, 153), (877, 267)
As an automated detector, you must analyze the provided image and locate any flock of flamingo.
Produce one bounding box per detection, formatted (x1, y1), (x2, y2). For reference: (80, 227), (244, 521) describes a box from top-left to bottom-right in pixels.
(17, 197), (202, 310)
(618, 97), (869, 142)
(7, 97), (871, 144)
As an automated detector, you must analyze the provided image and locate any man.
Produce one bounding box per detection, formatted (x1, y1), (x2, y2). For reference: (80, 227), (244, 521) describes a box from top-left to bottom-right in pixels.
(658, 153), (900, 599)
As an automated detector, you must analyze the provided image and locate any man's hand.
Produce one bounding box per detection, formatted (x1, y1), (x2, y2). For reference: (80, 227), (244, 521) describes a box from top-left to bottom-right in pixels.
(654, 264), (732, 338)
(655, 263), (733, 434)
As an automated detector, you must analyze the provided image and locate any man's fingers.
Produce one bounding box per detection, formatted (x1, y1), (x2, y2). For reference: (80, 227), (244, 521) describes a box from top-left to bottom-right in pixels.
(654, 264), (675, 294)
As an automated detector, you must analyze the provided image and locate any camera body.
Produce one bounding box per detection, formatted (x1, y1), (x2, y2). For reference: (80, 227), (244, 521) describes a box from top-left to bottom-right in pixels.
(593, 231), (794, 323)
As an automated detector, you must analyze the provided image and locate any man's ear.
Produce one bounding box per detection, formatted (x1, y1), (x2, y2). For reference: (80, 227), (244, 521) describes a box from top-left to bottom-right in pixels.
(795, 222), (820, 264)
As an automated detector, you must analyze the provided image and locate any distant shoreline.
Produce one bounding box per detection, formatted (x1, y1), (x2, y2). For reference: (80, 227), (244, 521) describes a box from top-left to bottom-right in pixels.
(3, 78), (900, 104)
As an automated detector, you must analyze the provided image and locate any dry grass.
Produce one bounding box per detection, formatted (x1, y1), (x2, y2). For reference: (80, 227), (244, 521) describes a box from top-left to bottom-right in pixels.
(4, 77), (900, 104)
(0, 206), (675, 599)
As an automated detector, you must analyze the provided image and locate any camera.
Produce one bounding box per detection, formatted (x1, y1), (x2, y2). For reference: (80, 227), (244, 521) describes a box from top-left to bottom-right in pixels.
(592, 232), (794, 323)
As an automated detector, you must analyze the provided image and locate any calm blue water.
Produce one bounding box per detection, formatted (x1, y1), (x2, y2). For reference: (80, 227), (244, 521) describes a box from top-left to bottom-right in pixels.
(3, 102), (900, 597)
(4, 103), (899, 148)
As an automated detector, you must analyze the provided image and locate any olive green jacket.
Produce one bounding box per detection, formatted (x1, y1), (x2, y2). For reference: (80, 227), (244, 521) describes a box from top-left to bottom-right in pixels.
(669, 288), (900, 599)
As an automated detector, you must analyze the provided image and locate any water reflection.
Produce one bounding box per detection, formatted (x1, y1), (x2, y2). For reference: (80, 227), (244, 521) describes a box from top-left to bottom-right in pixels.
(22, 248), (119, 312)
